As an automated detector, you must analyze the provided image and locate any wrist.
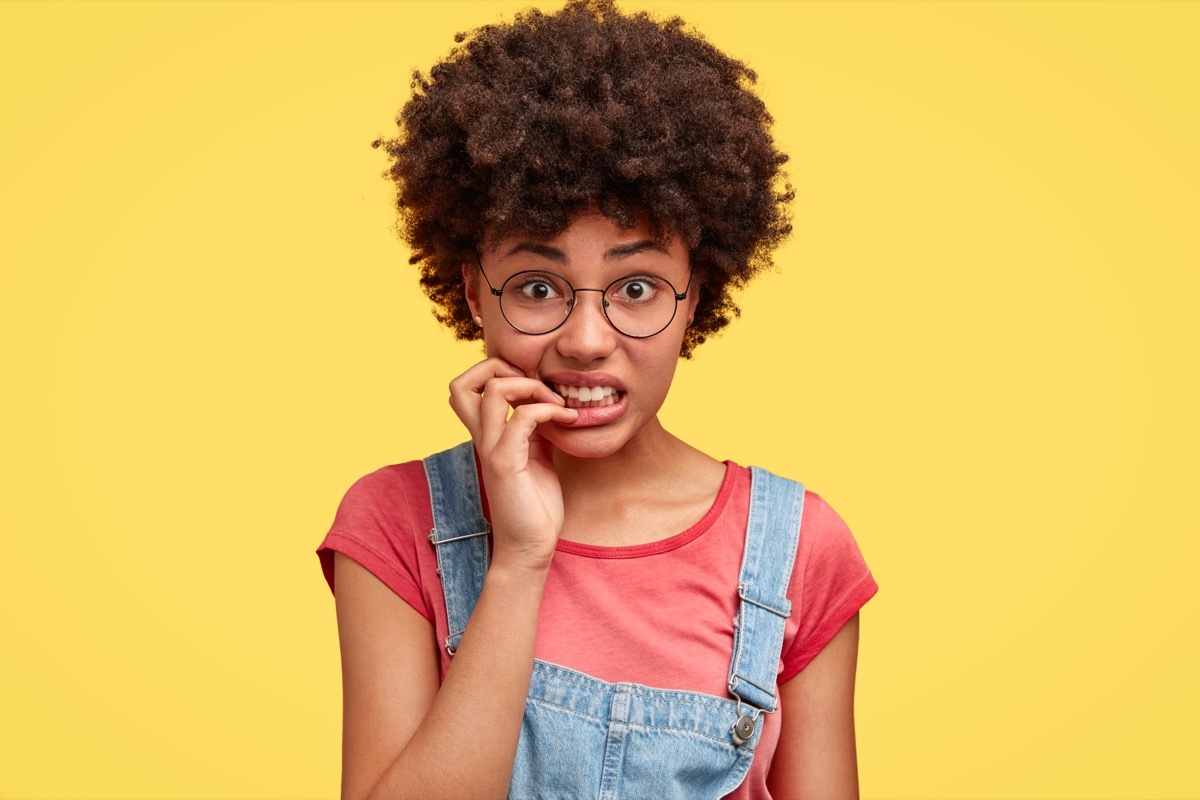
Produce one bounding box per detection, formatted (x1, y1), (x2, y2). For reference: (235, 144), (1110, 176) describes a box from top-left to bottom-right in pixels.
(488, 547), (555, 583)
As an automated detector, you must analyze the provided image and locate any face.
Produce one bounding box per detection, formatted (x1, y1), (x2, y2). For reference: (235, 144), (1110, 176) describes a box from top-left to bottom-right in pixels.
(465, 211), (699, 459)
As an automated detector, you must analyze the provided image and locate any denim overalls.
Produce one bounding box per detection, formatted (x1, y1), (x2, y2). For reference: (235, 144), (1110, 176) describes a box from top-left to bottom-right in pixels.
(425, 442), (805, 800)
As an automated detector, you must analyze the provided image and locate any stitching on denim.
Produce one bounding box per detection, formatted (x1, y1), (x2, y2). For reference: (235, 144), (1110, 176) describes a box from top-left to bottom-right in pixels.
(737, 585), (791, 618)
(525, 695), (610, 723)
(524, 696), (754, 749)
(530, 684), (742, 715)
(622, 719), (753, 748)
(532, 663), (745, 712)
(727, 467), (804, 714)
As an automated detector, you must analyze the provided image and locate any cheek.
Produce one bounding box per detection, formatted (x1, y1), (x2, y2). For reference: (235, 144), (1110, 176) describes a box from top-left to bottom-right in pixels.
(485, 332), (544, 376)
(630, 342), (684, 394)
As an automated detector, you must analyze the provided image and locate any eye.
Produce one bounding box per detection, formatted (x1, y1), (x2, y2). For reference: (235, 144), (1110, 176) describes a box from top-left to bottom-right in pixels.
(611, 276), (660, 303)
(514, 275), (563, 301)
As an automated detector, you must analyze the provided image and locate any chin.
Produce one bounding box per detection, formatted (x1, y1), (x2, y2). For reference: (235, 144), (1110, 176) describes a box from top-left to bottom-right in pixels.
(540, 425), (631, 460)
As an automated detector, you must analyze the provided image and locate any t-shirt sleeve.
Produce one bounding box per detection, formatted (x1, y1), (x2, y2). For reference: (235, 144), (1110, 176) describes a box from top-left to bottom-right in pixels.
(778, 491), (878, 683)
(315, 462), (433, 621)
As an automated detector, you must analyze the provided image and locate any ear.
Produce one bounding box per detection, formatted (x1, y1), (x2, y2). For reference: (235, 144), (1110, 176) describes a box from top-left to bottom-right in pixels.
(686, 276), (701, 327)
(463, 261), (483, 321)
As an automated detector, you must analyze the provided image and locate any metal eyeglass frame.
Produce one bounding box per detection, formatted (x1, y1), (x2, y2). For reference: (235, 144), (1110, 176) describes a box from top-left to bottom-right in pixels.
(476, 255), (692, 338)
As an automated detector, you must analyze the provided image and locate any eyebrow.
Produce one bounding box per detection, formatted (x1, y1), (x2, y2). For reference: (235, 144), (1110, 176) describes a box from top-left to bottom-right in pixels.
(501, 239), (670, 262)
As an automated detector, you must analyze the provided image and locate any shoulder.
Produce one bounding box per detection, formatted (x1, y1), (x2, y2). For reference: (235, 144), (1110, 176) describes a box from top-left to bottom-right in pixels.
(330, 460), (432, 532)
(316, 458), (437, 612)
(743, 467), (861, 563)
(797, 490), (866, 568)
(781, 488), (878, 681)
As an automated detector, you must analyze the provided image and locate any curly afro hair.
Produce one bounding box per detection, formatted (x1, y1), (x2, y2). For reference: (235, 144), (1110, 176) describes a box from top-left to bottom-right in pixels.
(373, 0), (793, 357)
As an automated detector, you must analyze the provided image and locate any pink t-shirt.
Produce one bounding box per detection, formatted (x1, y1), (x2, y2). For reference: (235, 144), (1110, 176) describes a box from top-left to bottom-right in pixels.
(318, 457), (877, 799)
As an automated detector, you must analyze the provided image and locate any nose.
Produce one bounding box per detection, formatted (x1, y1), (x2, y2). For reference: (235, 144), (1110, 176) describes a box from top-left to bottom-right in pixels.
(555, 288), (617, 362)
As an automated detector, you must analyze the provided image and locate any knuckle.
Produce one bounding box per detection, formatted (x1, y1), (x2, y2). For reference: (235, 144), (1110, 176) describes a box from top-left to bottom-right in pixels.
(507, 404), (537, 420)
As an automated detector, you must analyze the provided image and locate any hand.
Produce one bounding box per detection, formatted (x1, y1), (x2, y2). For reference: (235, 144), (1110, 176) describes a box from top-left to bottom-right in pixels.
(448, 358), (578, 572)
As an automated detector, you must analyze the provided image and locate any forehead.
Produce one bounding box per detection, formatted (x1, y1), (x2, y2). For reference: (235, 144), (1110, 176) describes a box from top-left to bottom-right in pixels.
(486, 212), (684, 267)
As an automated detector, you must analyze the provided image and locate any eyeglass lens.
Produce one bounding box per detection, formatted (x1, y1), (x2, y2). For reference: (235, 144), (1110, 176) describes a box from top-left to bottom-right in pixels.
(499, 271), (681, 337)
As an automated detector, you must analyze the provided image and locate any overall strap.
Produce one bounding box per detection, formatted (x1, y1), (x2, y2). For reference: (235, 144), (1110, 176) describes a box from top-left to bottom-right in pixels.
(424, 441), (490, 656)
(727, 467), (805, 713)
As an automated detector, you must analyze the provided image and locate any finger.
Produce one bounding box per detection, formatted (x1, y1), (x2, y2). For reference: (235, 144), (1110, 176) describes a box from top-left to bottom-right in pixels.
(448, 358), (531, 438)
(490, 404), (579, 472)
(448, 358), (528, 407)
(448, 387), (483, 442)
(449, 358), (526, 400)
(478, 377), (565, 441)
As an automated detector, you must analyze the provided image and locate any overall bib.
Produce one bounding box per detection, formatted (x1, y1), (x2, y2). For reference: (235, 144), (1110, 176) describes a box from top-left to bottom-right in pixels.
(424, 442), (805, 800)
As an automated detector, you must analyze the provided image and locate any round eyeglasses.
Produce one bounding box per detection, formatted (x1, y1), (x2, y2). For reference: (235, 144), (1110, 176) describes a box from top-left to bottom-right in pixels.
(477, 258), (692, 338)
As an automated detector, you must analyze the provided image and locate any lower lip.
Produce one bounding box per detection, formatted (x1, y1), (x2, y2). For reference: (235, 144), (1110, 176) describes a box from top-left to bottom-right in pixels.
(557, 393), (629, 428)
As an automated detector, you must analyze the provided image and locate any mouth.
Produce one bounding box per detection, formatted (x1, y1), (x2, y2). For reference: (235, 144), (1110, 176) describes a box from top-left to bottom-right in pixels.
(548, 382), (623, 410)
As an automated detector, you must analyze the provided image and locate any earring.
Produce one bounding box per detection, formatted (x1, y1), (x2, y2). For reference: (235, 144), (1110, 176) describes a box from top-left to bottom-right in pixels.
(474, 316), (483, 326)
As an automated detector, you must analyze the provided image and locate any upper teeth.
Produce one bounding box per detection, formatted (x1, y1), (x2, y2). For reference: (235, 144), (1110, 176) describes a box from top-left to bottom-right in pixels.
(555, 384), (616, 401)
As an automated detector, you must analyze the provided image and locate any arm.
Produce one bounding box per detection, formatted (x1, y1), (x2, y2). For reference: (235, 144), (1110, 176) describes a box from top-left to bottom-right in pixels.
(335, 358), (576, 800)
(766, 612), (862, 800)
(335, 551), (549, 800)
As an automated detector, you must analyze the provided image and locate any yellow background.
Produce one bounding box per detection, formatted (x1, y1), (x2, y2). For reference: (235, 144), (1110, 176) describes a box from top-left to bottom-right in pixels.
(2, 1), (1197, 797)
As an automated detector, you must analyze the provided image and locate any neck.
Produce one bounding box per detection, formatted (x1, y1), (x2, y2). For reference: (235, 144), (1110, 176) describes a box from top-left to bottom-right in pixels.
(549, 418), (727, 547)
(552, 418), (695, 504)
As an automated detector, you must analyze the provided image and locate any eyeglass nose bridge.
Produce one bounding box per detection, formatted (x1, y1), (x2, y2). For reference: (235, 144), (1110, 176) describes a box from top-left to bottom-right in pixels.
(562, 287), (616, 334)
(565, 286), (610, 311)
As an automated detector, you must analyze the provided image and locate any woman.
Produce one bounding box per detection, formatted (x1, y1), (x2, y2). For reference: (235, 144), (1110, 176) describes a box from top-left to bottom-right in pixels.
(317, 2), (877, 797)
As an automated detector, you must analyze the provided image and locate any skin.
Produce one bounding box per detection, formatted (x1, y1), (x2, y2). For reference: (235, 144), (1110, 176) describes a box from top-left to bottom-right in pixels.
(334, 211), (862, 799)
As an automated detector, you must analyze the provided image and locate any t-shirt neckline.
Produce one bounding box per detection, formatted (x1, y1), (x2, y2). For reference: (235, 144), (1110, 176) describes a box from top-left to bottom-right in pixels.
(552, 460), (739, 559)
